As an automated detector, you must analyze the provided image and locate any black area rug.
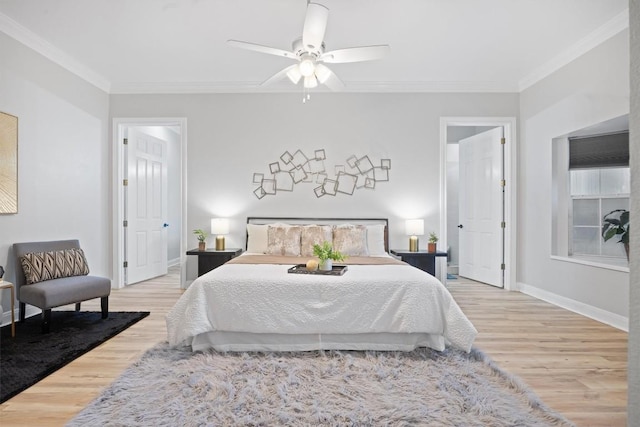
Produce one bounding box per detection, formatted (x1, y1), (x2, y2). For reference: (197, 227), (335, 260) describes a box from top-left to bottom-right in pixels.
(0, 310), (149, 403)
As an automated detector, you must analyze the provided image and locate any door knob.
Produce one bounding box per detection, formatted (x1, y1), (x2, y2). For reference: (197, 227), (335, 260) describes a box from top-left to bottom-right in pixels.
(457, 224), (463, 229)
(163, 223), (169, 228)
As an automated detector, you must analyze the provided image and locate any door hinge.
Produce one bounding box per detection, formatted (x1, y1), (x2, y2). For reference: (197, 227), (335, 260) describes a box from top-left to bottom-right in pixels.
(500, 263), (506, 270)
(123, 261), (128, 268)
(123, 179), (128, 186)
(123, 220), (128, 227)
(501, 221), (506, 228)
(123, 138), (128, 145)
(500, 137), (506, 145)
(500, 179), (506, 187)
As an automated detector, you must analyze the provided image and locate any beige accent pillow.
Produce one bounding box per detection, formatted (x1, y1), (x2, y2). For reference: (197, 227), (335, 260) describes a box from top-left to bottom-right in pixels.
(333, 224), (368, 256)
(300, 225), (333, 257)
(21, 248), (90, 285)
(267, 225), (302, 256)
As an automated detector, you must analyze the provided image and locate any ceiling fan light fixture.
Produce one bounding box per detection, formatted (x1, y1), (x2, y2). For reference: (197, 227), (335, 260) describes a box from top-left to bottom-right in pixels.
(286, 66), (302, 84)
(299, 55), (316, 77)
(304, 75), (318, 89)
(314, 63), (331, 84)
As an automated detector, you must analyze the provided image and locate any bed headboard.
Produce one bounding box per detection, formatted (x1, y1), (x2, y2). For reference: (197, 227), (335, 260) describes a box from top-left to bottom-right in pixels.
(246, 217), (389, 253)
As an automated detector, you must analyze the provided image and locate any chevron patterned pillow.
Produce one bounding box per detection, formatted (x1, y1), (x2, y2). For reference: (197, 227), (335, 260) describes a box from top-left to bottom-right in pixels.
(20, 248), (90, 285)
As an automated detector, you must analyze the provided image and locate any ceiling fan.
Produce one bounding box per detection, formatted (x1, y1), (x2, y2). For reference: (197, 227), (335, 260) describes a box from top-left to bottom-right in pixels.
(227, 2), (390, 92)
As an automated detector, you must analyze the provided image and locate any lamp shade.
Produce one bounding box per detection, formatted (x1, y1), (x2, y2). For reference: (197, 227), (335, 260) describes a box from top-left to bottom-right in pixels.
(405, 219), (424, 236)
(211, 218), (230, 235)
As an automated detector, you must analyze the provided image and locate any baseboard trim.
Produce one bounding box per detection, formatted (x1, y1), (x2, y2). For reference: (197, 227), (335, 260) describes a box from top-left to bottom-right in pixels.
(168, 258), (180, 267)
(1, 305), (40, 328)
(517, 282), (628, 332)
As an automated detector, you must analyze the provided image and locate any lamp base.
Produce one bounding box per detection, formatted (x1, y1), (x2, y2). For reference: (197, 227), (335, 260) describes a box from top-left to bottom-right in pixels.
(215, 236), (225, 251)
(409, 236), (419, 252)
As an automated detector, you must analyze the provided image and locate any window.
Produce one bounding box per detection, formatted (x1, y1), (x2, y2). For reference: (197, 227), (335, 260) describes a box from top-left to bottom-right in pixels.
(570, 167), (629, 258)
(551, 116), (630, 269)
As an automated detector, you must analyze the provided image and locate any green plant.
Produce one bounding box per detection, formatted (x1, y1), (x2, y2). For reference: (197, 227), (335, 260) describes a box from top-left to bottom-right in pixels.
(313, 241), (346, 263)
(193, 229), (208, 242)
(428, 232), (438, 244)
(602, 209), (629, 247)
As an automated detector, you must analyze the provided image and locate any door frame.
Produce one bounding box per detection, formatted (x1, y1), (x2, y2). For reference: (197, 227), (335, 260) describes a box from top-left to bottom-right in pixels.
(112, 117), (188, 289)
(439, 117), (517, 291)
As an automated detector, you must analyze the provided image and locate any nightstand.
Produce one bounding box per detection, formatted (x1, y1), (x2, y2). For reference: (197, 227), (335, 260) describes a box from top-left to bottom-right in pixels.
(186, 248), (243, 277)
(390, 250), (448, 276)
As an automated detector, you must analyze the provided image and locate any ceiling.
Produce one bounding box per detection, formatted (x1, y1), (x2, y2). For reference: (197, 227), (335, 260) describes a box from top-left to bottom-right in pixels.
(0, 0), (629, 94)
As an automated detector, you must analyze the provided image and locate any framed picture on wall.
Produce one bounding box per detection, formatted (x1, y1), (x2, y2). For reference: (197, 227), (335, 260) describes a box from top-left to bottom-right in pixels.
(0, 112), (18, 214)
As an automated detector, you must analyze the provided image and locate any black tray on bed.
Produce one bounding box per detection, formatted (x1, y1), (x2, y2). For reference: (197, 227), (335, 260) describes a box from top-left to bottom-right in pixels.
(288, 264), (348, 276)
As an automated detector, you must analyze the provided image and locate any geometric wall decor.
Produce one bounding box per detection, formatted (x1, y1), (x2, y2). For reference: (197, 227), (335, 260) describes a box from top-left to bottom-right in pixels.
(253, 148), (391, 199)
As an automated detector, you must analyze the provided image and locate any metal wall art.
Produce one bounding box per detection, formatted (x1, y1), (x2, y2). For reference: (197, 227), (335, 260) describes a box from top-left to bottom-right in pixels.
(252, 149), (391, 199)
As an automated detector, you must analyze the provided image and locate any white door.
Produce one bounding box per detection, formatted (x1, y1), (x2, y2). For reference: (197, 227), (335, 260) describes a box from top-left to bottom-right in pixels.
(125, 127), (168, 285)
(458, 127), (504, 287)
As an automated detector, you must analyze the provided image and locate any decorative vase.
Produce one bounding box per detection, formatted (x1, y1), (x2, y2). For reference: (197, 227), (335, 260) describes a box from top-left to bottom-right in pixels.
(428, 243), (436, 253)
(320, 259), (333, 271)
(198, 241), (206, 251)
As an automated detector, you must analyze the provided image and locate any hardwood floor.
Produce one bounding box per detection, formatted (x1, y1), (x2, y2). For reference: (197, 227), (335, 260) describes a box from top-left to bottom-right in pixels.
(0, 270), (627, 426)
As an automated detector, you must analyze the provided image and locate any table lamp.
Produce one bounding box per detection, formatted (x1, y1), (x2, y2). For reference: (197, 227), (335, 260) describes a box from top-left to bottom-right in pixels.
(211, 218), (230, 251)
(405, 219), (424, 252)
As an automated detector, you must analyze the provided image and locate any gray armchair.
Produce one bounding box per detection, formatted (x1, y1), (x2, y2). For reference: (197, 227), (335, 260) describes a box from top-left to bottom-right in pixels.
(13, 240), (111, 333)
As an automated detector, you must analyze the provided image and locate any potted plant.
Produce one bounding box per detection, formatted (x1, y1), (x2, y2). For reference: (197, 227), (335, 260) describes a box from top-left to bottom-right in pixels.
(193, 229), (208, 251)
(602, 209), (629, 261)
(313, 241), (346, 271)
(427, 232), (438, 253)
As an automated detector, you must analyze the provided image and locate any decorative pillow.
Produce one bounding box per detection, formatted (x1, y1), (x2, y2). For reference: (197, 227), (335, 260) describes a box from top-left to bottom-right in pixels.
(21, 248), (90, 285)
(266, 225), (302, 256)
(300, 225), (333, 257)
(366, 224), (387, 256)
(332, 224), (368, 256)
(246, 224), (269, 254)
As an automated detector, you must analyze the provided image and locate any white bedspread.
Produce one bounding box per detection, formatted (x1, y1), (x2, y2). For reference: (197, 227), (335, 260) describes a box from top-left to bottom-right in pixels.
(166, 263), (477, 352)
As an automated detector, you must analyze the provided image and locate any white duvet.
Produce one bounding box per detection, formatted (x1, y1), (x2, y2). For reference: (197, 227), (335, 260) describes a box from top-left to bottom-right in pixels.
(166, 262), (477, 352)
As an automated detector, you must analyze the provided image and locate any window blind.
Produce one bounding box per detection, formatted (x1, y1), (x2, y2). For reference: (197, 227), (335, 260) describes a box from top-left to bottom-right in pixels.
(569, 131), (629, 169)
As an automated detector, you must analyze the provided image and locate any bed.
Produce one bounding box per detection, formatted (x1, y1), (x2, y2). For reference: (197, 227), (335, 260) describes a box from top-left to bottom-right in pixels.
(166, 217), (477, 353)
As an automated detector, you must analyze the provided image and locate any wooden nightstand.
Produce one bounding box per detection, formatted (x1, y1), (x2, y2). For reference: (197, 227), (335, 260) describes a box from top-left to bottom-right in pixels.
(390, 249), (448, 276)
(186, 248), (243, 277)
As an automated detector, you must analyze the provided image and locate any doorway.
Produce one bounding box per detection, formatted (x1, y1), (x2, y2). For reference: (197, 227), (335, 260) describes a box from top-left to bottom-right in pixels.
(440, 117), (516, 290)
(112, 118), (188, 289)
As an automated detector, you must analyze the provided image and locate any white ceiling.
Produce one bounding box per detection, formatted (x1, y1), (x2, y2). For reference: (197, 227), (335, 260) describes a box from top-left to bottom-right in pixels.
(0, 0), (629, 94)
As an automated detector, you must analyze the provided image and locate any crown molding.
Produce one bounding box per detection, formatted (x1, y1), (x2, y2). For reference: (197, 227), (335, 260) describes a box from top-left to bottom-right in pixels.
(109, 80), (519, 94)
(518, 9), (629, 91)
(0, 12), (111, 93)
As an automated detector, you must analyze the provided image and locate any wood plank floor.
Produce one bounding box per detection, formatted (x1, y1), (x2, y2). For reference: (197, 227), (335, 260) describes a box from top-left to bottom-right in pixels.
(0, 269), (627, 426)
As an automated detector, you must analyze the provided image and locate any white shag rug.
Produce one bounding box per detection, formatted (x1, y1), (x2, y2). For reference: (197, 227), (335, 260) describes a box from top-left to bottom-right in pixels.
(68, 343), (574, 426)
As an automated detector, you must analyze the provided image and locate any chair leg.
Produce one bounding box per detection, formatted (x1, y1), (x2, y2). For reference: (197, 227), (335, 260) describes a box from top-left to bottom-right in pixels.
(101, 296), (109, 319)
(41, 309), (51, 333)
(75, 302), (81, 312)
(19, 302), (26, 322)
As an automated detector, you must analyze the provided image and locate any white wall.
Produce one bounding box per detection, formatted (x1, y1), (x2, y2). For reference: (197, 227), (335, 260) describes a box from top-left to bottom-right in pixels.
(628, 0), (639, 422)
(0, 32), (110, 317)
(518, 30), (630, 324)
(109, 92), (519, 280)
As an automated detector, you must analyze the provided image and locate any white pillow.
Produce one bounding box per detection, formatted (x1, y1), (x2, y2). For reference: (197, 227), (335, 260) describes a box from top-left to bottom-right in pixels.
(366, 224), (387, 256)
(246, 224), (268, 254)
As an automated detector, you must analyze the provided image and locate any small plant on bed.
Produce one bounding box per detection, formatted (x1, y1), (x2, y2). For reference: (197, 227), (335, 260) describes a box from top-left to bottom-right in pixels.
(193, 229), (208, 251)
(313, 241), (346, 271)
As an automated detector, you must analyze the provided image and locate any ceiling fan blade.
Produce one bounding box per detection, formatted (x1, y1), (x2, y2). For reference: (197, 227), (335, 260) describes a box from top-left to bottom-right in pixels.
(314, 63), (344, 91)
(227, 39), (297, 59)
(261, 64), (299, 86)
(302, 2), (329, 52)
(321, 45), (390, 63)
